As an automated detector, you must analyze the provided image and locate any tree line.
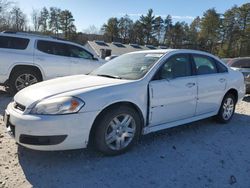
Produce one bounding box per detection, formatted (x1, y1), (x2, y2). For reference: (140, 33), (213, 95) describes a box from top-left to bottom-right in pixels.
(102, 4), (250, 57)
(0, 0), (249, 57)
(0, 0), (76, 38)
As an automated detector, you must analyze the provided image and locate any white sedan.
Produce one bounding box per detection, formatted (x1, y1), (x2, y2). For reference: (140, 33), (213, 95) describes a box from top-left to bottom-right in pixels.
(4, 49), (245, 155)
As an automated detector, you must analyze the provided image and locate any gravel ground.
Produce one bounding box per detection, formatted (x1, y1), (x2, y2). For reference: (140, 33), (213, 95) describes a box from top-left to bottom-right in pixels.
(0, 86), (250, 188)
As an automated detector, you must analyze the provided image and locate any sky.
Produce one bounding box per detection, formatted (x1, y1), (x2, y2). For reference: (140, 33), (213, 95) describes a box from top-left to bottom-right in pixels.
(14, 0), (249, 32)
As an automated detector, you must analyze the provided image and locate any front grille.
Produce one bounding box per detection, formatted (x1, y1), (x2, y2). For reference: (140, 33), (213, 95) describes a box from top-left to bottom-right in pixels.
(14, 102), (26, 112)
(19, 135), (67, 145)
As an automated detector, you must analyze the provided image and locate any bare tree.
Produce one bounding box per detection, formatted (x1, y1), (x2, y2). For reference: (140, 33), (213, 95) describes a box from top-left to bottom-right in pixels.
(118, 15), (133, 43)
(49, 7), (61, 36)
(0, 0), (11, 13)
(83, 25), (100, 34)
(0, 0), (12, 30)
(31, 9), (40, 31)
(38, 7), (49, 33)
(10, 6), (27, 31)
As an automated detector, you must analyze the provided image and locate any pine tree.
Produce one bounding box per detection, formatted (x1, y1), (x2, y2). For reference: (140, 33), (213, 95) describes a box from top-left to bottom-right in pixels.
(102, 17), (119, 42)
(139, 9), (155, 44)
(59, 10), (76, 39)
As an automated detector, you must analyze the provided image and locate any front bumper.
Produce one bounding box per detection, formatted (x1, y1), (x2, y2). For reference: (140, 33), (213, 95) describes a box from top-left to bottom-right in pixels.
(5, 102), (99, 151)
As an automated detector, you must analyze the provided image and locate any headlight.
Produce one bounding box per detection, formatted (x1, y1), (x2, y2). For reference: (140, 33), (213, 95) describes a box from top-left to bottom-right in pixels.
(30, 96), (85, 115)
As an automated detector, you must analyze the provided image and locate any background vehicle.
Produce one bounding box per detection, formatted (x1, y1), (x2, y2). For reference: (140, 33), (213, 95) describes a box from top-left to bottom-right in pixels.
(4, 49), (245, 155)
(0, 31), (103, 94)
(228, 57), (250, 94)
(221, 58), (233, 64)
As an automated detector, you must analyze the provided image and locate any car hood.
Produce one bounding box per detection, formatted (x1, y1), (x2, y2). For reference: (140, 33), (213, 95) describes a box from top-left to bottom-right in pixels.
(14, 75), (131, 108)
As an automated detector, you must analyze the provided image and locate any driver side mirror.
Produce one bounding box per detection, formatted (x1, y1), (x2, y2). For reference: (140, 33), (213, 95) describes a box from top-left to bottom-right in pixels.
(153, 71), (171, 81)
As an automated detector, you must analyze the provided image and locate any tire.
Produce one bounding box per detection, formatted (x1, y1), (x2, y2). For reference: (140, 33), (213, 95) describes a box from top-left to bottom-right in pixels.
(216, 93), (236, 123)
(94, 106), (142, 155)
(9, 69), (42, 95)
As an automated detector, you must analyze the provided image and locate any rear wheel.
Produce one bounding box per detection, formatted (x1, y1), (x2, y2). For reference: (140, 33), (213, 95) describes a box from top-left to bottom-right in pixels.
(94, 106), (141, 155)
(216, 93), (236, 123)
(9, 69), (42, 95)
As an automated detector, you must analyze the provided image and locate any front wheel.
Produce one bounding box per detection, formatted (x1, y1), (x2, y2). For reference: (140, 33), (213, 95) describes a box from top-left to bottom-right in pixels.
(216, 94), (236, 123)
(94, 106), (141, 155)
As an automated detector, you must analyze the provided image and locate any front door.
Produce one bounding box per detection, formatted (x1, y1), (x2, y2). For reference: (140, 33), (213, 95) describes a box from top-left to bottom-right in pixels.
(149, 54), (197, 126)
(68, 44), (101, 74)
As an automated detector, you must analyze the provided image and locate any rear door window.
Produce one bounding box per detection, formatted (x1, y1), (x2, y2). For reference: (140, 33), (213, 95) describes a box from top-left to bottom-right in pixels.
(0, 36), (29, 50)
(37, 40), (70, 57)
(215, 60), (228, 73)
(193, 55), (217, 75)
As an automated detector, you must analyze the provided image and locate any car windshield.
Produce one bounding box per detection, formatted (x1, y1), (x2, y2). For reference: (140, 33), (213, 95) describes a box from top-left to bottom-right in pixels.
(90, 52), (164, 80)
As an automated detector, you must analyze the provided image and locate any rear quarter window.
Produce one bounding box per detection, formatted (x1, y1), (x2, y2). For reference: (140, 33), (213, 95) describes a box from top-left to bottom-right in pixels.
(0, 36), (29, 50)
(215, 59), (228, 73)
(192, 55), (217, 75)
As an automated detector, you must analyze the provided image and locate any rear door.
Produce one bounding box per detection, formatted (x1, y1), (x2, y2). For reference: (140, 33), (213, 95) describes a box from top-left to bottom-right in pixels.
(0, 36), (31, 77)
(149, 54), (197, 126)
(192, 54), (227, 115)
(34, 40), (71, 80)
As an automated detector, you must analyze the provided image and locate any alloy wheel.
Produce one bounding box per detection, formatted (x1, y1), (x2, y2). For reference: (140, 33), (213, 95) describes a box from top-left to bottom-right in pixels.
(222, 97), (235, 120)
(105, 114), (136, 150)
(15, 74), (38, 91)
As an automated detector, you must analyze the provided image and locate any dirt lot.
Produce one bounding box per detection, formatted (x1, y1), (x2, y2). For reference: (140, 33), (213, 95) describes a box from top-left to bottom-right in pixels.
(0, 86), (250, 188)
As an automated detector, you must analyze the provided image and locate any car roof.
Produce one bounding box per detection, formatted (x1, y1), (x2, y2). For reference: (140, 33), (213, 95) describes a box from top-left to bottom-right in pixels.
(0, 32), (53, 39)
(233, 57), (250, 60)
(0, 32), (87, 49)
(0, 32), (73, 43)
(128, 49), (215, 56)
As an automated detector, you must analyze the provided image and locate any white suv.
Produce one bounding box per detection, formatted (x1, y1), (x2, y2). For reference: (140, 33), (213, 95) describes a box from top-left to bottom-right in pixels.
(0, 31), (103, 94)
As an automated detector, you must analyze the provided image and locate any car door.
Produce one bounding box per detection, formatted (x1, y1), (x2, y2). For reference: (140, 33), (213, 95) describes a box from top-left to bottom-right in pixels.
(68, 44), (101, 74)
(192, 54), (227, 115)
(34, 40), (71, 80)
(148, 54), (197, 126)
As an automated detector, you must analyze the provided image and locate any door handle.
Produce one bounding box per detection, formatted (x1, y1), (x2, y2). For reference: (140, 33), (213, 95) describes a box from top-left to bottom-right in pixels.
(219, 78), (226, 83)
(186, 83), (196, 88)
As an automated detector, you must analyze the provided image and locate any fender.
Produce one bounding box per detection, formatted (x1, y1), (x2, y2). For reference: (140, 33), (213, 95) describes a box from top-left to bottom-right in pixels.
(98, 99), (146, 127)
(7, 63), (46, 81)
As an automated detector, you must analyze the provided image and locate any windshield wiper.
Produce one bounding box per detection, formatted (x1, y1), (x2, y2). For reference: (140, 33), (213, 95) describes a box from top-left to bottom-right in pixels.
(97, 74), (122, 79)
